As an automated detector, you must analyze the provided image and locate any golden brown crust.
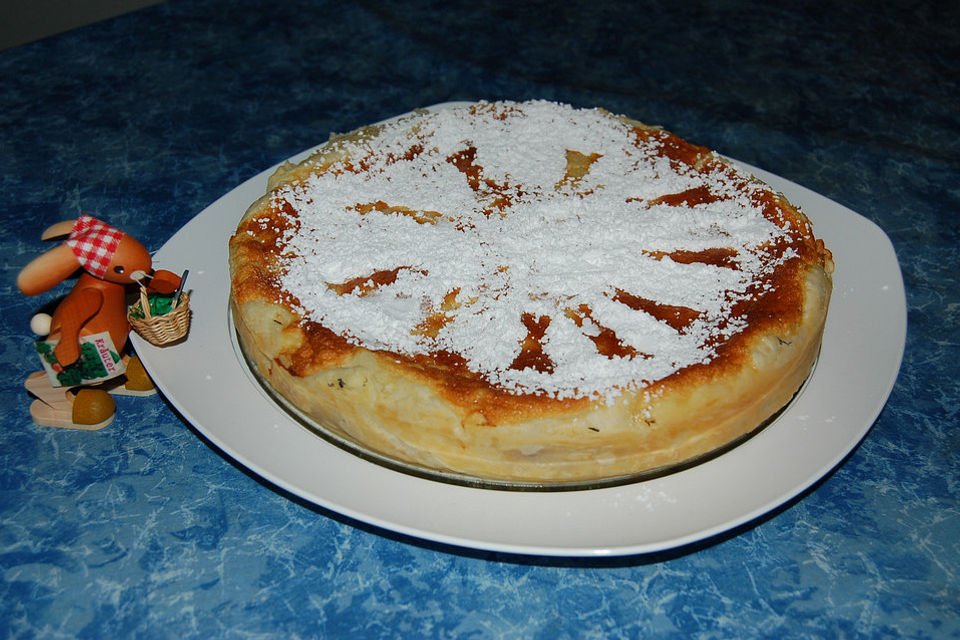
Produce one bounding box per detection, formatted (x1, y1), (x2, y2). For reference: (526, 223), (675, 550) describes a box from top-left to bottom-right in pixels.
(228, 102), (833, 484)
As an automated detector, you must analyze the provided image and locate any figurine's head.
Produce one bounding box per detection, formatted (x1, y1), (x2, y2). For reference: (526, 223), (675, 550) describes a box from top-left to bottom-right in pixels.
(17, 216), (153, 296)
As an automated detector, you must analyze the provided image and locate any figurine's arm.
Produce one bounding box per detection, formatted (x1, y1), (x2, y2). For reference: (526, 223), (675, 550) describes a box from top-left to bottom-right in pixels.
(147, 269), (182, 295)
(54, 288), (103, 366)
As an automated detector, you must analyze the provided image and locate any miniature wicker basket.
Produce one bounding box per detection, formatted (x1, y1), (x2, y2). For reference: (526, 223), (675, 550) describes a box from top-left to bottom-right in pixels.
(128, 287), (191, 346)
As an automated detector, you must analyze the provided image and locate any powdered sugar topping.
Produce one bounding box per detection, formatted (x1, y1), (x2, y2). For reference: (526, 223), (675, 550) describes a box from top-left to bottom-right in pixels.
(272, 101), (791, 399)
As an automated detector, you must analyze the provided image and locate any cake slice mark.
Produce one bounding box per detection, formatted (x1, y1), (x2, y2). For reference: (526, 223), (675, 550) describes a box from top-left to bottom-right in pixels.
(648, 185), (720, 207)
(328, 266), (426, 297)
(613, 288), (702, 334)
(384, 142), (425, 164)
(642, 128), (712, 169)
(564, 304), (645, 360)
(446, 146), (516, 212)
(624, 185), (744, 271)
(413, 289), (462, 339)
(555, 150), (602, 193)
(510, 313), (555, 373)
(644, 247), (741, 270)
(352, 200), (446, 225)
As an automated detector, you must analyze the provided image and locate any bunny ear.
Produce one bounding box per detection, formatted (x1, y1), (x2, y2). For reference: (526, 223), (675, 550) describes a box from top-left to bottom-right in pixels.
(40, 219), (78, 241)
(17, 244), (81, 296)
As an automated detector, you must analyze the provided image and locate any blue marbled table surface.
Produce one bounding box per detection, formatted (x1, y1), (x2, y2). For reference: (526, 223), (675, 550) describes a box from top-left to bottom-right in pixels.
(2, 1), (957, 637)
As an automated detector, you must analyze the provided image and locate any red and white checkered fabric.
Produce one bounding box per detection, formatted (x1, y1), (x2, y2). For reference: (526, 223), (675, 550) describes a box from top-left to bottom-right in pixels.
(66, 215), (124, 278)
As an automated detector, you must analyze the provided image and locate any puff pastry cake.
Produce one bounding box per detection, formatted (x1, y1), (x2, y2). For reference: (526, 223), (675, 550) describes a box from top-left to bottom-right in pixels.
(229, 100), (833, 485)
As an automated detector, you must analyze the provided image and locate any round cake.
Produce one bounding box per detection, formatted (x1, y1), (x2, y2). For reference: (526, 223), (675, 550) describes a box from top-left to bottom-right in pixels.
(229, 100), (833, 486)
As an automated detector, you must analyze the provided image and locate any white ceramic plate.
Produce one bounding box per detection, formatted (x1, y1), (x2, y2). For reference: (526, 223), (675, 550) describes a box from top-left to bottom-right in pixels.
(134, 105), (906, 557)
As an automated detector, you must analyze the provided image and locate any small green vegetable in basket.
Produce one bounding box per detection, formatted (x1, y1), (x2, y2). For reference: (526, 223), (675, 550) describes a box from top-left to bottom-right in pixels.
(129, 293), (176, 319)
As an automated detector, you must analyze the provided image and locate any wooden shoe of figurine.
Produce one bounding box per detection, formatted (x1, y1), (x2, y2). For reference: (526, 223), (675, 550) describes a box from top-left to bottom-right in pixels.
(24, 371), (115, 430)
(120, 354), (157, 395)
(102, 354), (157, 397)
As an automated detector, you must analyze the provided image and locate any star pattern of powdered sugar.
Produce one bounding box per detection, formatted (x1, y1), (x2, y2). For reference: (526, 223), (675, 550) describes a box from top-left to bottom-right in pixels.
(275, 101), (789, 399)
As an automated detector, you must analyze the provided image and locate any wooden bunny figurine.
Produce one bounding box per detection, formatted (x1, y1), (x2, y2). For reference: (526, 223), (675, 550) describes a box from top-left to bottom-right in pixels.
(17, 215), (182, 430)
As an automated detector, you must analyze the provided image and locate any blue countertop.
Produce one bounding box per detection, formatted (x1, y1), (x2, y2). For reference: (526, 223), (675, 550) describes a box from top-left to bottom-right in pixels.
(2, 1), (957, 637)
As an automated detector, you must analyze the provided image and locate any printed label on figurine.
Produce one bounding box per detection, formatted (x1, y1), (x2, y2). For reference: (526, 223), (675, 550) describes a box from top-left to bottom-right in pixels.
(35, 331), (125, 388)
